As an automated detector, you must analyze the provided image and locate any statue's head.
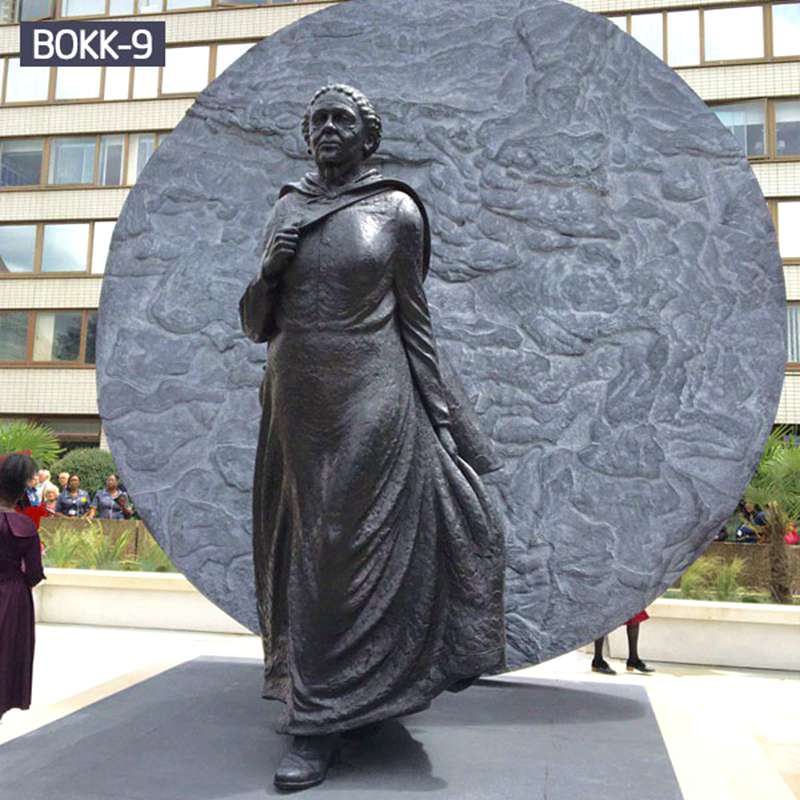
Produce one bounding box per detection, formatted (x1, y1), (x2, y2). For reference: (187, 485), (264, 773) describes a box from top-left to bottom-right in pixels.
(302, 84), (382, 169)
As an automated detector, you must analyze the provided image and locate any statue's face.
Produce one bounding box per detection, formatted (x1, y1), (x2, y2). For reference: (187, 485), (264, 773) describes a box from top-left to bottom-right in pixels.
(308, 93), (369, 168)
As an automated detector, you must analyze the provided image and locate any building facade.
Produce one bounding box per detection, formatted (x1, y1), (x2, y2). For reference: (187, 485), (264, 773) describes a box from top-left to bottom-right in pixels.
(0, 0), (797, 449)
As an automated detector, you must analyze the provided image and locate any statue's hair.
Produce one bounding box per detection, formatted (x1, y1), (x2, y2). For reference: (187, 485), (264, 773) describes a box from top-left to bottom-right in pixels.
(302, 84), (382, 157)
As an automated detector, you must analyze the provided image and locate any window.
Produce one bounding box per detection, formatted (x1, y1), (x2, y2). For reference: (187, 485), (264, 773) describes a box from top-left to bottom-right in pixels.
(0, 133), (160, 188)
(778, 202), (800, 259)
(49, 137), (96, 185)
(0, 313), (29, 361)
(104, 66), (130, 100)
(61, 0), (105, 16)
(0, 221), (115, 275)
(0, 311), (97, 364)
(85, 312), (98, 364)
(166, 0), (211, 7)
(137, 0), (163, 12)
(0, 139), (44, 187)
(99, 135), (125, 185)
(55, 66), (102, 100)
(2, 43), (256, 104)
(789, 305), (800, 363)
(630, 14), (663, 59)
(215, 43), (254, 76)
(33, 312), (83, 361)
(712, 101), (766, 158)
(776, 101), (800, 157)
(91, 221), (115, 273)
(109, 0), (135, 12)
(704, 6), (764, 62)
(41, 224), (91, 272)
(5, 58), (50, 103)
(161, 46), (210, 94)
(132, 65), (159, 99)
(608, 16), (626, 32)
(17, 0), (54, 20)
(0, 225), (36, 273)
(128, 133), (156, 181)
(666, 10), (700, 67)
(773, 3), (800, 57)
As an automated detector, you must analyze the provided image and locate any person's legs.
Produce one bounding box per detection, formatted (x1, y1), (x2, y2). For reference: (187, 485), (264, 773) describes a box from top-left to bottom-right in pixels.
(626, 622), (639, 662)
(591, 636), (616, 675)
(626, 623), (655, 673)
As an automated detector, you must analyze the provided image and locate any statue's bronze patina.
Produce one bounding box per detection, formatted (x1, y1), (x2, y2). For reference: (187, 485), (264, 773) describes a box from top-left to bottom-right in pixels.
(240, 85), (506, 790)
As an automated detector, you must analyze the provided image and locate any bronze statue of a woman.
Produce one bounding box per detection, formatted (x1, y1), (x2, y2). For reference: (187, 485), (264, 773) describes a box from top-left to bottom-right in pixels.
(240, 84), (506, 791)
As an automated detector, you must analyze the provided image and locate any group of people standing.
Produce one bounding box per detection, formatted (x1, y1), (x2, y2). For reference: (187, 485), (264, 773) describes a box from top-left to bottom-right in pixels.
(21, 470), (133, 522)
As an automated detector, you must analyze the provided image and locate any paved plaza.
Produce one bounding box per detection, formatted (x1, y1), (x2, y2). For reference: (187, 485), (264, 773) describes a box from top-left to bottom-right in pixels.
(0, 624), (796, 799)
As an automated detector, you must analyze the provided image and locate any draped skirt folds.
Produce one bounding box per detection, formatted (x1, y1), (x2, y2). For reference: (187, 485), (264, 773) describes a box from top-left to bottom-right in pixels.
(252, 323), (506, 735)
(0, 576), (35, 717)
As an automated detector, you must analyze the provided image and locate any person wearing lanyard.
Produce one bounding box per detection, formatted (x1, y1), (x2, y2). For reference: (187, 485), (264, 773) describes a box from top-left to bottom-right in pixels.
(55, 475), (91, 518)
(88, 474), (133, 521)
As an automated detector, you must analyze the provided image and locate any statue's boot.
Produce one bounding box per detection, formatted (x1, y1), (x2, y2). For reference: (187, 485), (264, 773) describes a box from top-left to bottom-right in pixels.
(274, 734), (339, 791)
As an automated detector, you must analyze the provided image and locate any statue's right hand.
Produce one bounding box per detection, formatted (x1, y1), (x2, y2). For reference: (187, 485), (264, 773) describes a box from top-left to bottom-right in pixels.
(262, 224), (300, 280)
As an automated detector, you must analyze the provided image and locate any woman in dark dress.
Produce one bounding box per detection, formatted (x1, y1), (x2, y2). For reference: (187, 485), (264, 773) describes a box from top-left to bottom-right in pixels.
(240, 85), (506, 790)
(0, 454), (45, 722)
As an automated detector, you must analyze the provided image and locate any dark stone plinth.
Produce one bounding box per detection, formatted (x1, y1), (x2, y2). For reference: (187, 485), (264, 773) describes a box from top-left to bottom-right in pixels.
(0, 658), (682, 799)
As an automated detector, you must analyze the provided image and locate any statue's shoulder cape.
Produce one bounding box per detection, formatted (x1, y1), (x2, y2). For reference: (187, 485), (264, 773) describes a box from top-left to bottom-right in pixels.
(277, 171), (502, 475)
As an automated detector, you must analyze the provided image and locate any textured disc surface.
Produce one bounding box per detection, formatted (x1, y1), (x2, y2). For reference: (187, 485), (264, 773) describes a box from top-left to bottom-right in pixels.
(97, 0), (786, 667)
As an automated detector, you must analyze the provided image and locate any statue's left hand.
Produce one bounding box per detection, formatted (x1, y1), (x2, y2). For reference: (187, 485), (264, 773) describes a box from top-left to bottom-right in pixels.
(437, 426), (458, 458)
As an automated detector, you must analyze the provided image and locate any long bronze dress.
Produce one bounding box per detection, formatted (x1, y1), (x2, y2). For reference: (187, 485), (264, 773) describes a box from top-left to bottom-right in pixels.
(240, 169), (505, 735)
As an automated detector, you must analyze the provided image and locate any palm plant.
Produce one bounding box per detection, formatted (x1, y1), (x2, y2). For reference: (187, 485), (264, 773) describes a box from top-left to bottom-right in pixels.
(743, 425), (799, 604)
(132, 532), (176, 573)
(78, 525), (135, 570)
(42, 525), (86, 569)
(0, 420), (63, 467)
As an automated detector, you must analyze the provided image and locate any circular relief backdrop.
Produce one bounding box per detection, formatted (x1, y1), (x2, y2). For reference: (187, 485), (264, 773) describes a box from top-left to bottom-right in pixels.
(98, 0), (786, 667)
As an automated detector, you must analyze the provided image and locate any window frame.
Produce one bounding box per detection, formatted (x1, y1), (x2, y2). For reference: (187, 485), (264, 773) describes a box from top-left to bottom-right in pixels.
(774, 198), (800, 266)
(0, 308), (97, 367)
(0, 41), (256, 105)
(0, 220), (115, 278)
(609, 2), (800, 69)
(0, 137), (47, 188)
(0, 132), (163, 191)
(707, 97), (800, 162)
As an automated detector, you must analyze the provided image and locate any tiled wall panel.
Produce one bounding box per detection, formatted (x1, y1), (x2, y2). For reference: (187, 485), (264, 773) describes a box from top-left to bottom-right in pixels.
(0, 98), (190, 138)
(0, 278), (102, 308)
(0, 189), (125, 222)
(677, 63), (800, 102)
(0, 368), (97, 414)
(754, 163), (800, 198)
(0, 2), (334, 54)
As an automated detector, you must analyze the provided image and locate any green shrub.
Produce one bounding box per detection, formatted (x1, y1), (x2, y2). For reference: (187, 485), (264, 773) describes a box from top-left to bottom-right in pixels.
(713, 557), (745, 602)
(42, 521), (176, 573)
(679, 557), (717, 599)
(42, 525), (85, 569)
(0, 421), (63, 468)
(50, 448), (118, 496)
(680, 555), (747, 601)
(77, 525), (135, 571)
(131, 530), (176, 573)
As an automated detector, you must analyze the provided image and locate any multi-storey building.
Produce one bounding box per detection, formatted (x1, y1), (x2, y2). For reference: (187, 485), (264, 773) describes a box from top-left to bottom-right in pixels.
(0, 0), (797, 449)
